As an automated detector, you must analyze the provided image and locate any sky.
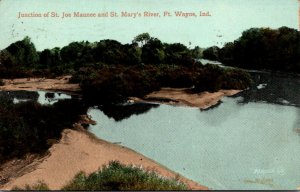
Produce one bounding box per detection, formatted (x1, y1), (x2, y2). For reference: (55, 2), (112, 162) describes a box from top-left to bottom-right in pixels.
(0, 0), (298, 51)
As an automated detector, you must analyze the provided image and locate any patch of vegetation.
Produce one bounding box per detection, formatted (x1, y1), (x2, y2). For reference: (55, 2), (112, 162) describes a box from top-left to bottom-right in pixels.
(63, 161), (188, 190)
(193, 65), (252, 92)
(12, 181), (50, 190)
(0, 98), (88, 163)
(73, 64), (252, 105)
(207, 27), (300, 73)
(12, 161), (188, 190)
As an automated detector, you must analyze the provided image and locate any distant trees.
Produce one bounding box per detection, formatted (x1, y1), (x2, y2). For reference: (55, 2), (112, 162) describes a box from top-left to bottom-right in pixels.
(0, 50), (15, 68)
(190, 46), (203, 59)
(141, 38), (165, 64)
(94, 40), (123, 64)
(203, 46), (220, 61)
(39, 47), (62, 68)
(4, 36), (39, 68)
(132, 32), (151, 47)
(0, 33), (205, 77)
(164, 43), (191, 65)
(219, 27), (300, 72)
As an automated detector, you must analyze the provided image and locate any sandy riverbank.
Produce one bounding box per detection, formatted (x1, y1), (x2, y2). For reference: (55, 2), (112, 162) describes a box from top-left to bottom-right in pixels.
(130, 87), (241, 109)
(0, 76), (80, 93)
(0, 77), (242, 190)
(0, 128), (208, 190)
(0, 77), (241, 109)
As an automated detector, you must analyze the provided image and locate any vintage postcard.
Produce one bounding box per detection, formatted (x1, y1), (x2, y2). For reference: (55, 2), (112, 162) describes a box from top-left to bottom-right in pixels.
(0, 0), (299, 190)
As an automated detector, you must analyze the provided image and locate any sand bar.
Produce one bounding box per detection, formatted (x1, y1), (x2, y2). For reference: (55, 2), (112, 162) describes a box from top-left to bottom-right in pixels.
(0, 129), (208, 190)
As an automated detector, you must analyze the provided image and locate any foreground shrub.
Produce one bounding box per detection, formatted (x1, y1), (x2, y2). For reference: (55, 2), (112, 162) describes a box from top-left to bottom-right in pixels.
(12, 161), (188, 190)
(62, 161), (187, 190)
(12, 181), (50, 190)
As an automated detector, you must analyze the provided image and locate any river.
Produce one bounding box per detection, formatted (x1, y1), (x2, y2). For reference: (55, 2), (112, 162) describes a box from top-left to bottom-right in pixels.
(87, 71), (300, 190)
(1, 71), (299, 189)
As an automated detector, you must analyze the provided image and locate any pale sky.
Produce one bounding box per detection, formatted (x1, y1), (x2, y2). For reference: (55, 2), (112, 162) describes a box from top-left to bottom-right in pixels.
(0, 0), (298, 50)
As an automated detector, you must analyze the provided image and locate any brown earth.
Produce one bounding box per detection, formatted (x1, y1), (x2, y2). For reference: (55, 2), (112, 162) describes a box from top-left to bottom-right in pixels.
(0, 128), (208, 190)
(0, 76), (80, 93)
(0, 78), (243, 190)
(130, 87), (241, 109)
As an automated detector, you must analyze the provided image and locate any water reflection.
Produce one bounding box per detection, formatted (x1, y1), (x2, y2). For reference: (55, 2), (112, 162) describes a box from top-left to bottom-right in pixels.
(97, 103), (159, 121)
(88, 70), (300, 190)
(0, 90), (75, 105)
(0, 90), (39, 103)
(233, 72), (300, 108)
(89, 97), (300, 190)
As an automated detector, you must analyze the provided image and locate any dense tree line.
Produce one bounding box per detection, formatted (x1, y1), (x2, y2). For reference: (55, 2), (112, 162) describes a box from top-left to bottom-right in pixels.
(0, 33), (200, 78)
(0, 33), (253, 103)
(202, 27), (300, 73)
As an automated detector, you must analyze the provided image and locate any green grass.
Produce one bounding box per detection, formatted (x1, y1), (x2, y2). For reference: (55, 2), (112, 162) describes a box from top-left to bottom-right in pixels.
(12, 181), (50, 190)
(13, 161), (188, 190)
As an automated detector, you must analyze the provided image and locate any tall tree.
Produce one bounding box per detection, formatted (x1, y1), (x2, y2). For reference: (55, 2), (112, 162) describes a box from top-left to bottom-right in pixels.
(133, 33), (151, 47)
(5, 36), (39, 68)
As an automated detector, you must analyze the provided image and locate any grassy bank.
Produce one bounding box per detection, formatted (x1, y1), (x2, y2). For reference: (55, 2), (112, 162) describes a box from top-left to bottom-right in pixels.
(12, 161), (188, 190)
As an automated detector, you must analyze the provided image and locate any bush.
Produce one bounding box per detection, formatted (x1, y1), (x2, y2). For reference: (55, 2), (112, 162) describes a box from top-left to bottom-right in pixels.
(12, 181), (50, 190)
(193, 64), (252, 92)
(62, 161), (187, 190)
(12, 161), (188, 190)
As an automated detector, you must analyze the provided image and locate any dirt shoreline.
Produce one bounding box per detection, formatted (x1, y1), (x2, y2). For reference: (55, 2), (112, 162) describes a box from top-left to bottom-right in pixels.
(0, 76), (80, 93)
(0, 77), (241, 109)
(0, 77), (243, 190)
(0, 128), (208, 190)
(130, 87), (242, 109)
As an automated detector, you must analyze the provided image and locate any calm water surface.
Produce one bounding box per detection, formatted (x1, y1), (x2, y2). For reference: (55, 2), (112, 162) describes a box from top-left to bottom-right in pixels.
(88, 72), (300, 190)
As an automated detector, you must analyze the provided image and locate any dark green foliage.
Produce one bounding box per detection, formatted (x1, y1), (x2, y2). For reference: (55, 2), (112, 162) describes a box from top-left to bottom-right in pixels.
(39, 47), (62, 68)
(1, 33), (204, 78)
(219, 27), (300, 73)
(79, 65), (161, 104)
(164, 43), (194, 66)
(141, 38), (165, 64)
(5, 36), (39, 68)
(203, 46), (220, 60)
(62, 161), (187, 190)
(0, 98), (88, 163)
(122, 43), (142, 65)
(0, 49), (15, 68)
(93, 40), (123, 64)
(61, 41), (90, 64)
(74, 64), (252, 105)
(12, 161), (187, 190)
(193, 64), (252, 92)
(12, 181), (50, 190)
(190, 46), (203, 59)
(133, 32), (151, 47)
